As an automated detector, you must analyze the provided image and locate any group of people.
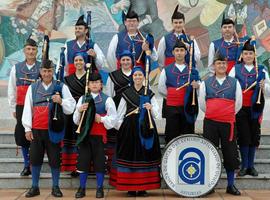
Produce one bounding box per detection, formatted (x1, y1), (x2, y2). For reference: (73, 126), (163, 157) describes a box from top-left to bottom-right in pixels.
(7, 4), (270, 199)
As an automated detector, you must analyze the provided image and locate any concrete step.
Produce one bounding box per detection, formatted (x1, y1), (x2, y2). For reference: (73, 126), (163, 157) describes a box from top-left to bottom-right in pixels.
(1, 130), (270, 145)
(1, 143), (270, 159)
(0, 157), (269, 174)
(0, 173), (269, 189)
(0, 158), (50, 173)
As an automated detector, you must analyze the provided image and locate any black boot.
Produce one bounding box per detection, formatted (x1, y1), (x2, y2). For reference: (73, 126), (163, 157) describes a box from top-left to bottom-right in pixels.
(226, 185), (241, 195)
(127, 191), (136, 197)
(20, 167), (31, 176)
(75, 187), (86, 198)
(51, 186), (63, 197)
(137, 191), (148, 197)
(238, 168), (248, 176)
(248, 167), (258, 176)
(25, 187), (40, 198)
(96, 187), (104, 198)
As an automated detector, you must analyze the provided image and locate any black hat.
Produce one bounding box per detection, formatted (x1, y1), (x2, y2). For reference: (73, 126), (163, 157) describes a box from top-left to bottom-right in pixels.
(173, 39), (187, 50)
(242, 38), (255, 52)
(171, 5), (185, 21)
(41, 59), (54, 69)
(75, 15), (87, 27)
(89, 72), (102, 82)
(24, 34), (37, 47)
(124, 6), (139, 20)
(213, 50), (226, 63)
(221, 13), (235, 27)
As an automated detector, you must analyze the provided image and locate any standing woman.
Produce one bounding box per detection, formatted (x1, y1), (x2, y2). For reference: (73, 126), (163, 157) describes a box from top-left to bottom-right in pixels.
(61, 52), (88, 176)
(115, 66), (161, 197)
(106, 50), (133, 185)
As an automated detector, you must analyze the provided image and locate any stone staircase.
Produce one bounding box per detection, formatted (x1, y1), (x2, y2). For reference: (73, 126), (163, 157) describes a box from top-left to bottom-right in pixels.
(0, 96), (270, 189)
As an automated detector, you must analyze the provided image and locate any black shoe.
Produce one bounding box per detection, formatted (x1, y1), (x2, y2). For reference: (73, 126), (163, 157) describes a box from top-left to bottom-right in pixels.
(238, 168), (248, 176)
(20, 167), (31, 176)
(25, 187), (40, 198)
(137, 191), (148, 197)
(96, 187), (104, 198)
(51, 186), (63, 197)
(248, 167), (259, 176)
(71, 171), (80, 178)
(75, 187), (86, 198)
(127, 191), (136, 197)
(226, 185), (241, 195)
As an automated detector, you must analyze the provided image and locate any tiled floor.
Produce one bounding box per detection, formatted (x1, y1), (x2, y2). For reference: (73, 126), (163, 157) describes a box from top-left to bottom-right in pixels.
(0, 189), (270, 200)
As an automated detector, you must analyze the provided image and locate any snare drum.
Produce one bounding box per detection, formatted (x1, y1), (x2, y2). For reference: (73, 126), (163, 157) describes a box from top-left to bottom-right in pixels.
(161, 134), (221, 197)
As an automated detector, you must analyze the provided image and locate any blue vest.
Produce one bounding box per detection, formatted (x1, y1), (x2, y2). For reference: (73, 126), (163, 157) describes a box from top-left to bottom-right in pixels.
(93, 92), (108, 115)
(66, 39), (95, 65)
(205, 76), (236, 100)
(213, 38), (238, 61)
(32, 80), (63, 107)
(235, 63), (264, 90)
(165, 63), (189, 88)
(116, 30), (145, 60)
(164, 32), (190, 58)
(15, 61), (40, 86)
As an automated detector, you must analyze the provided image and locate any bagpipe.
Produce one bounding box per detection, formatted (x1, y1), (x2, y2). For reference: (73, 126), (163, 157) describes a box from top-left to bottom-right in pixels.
(75, 44), (96, 145)
(242, 36), (265, 120)
(48, 46), (66, 144)
(176, 36), (200, 124)
(85, 11), (97, 73)
(138, 51), (156, 150)
(130, 30), (154, 66)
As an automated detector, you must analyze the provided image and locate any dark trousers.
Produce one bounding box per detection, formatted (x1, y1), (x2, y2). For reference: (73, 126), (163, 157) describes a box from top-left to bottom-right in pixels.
(236, 107), (261, 146)
(15, 105), (30, 147)
(165, 105), (194, 144)
(77, 135), (105, 173)
(203, 119), (240, 171)
(30, 130), (61, 168)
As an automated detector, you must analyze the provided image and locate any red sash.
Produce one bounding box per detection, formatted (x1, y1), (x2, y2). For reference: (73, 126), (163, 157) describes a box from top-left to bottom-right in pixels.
(90, 114), (107, 143)
(164, 57), (175, 67)
(32, 106), (49, 129)
(227, 61), (236, 74)
(242, 90), (253, 107)
(205, 98), (235, 141)
(68, 63), (76, 75)
(166, 87), (186, 106)
(16, 85), (29, 105)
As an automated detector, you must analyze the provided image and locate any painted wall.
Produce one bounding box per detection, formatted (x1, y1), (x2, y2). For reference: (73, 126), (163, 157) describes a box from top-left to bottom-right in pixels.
(0, 0), (269, 83)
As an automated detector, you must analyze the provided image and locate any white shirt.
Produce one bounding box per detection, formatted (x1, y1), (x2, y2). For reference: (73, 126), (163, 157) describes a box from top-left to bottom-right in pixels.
(116, 94), (160, 130)
(22, 81), (76, 132)
(105, 69), (131, 97)
(107, 33), (158, 71)
(208, 38), (234, 76)
(158, 63), (188, 98)
(229, 65), (270, 97)
(198, 76), (243, 114)
(8, 63), (36, 112)
(157, 34), (201, 68)
(73, 93), (117, 130)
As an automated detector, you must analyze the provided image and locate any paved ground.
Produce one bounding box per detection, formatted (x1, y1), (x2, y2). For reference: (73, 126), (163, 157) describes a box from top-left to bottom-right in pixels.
(0, 188), (270, 200)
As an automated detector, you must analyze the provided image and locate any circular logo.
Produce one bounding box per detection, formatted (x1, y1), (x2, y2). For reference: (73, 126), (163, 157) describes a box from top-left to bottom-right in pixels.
(161, 134), (222, 197)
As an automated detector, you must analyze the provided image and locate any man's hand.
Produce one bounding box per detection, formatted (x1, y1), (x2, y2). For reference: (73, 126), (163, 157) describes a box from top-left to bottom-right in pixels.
(87, 49), (97, 58)
(142, 42), (150, 52)
(25, 131), (34, 141)
(79, 103), (89, 113)
(191, 80), (200, 89)
(52, 93), (62, 104)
